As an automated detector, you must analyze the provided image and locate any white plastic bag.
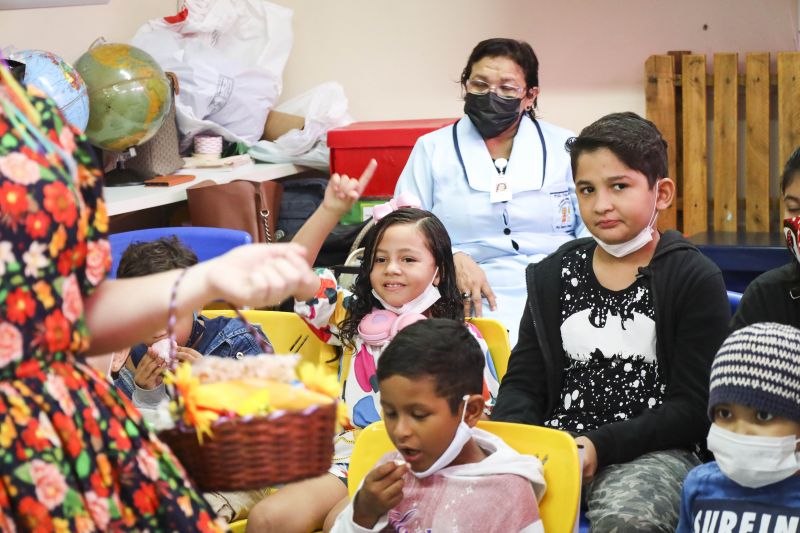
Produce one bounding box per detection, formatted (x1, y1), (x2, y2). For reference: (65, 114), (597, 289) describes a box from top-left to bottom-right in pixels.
(249, 81), (353, 171)
(131, 0), (293, 150)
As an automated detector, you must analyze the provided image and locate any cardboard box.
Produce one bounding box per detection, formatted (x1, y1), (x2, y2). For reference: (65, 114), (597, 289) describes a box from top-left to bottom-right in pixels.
(328, 118), (457, 196)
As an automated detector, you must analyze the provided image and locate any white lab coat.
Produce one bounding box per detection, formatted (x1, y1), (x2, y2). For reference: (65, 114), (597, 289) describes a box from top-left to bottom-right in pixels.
(395, 115), (588, 346)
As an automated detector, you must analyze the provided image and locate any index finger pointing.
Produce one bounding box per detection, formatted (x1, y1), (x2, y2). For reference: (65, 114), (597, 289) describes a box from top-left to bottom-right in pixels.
(356, 159), (377, 194)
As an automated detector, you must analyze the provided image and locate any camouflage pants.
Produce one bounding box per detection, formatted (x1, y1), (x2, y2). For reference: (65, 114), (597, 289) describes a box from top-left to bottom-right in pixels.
(584, 448), (700, 533)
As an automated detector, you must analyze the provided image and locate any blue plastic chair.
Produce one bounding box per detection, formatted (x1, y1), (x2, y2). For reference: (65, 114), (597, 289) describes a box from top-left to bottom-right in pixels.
(108, 227), (252, 278)
(727, 290), (743, 315)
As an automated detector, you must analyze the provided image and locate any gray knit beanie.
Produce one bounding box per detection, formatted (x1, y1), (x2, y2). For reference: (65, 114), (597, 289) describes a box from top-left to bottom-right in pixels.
(708, 322), (800, 424)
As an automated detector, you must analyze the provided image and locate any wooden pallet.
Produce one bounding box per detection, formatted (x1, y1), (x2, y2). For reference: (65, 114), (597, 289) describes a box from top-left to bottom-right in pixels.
(645, 51), (800, 235)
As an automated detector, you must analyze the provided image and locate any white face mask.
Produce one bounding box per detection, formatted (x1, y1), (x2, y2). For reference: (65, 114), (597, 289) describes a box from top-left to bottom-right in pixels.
(707, 423), (800, 488)
(411, 395), (472, 479)
(371, 268), (441, 315)
(593, 180), (660, 258)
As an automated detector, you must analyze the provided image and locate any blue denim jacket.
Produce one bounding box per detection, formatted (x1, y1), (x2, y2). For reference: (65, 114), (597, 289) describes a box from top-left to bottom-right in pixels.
(114, 315), (271, 399)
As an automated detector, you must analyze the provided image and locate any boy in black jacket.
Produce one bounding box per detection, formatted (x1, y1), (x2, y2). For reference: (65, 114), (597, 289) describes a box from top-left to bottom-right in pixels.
(492, 112), (730, 532)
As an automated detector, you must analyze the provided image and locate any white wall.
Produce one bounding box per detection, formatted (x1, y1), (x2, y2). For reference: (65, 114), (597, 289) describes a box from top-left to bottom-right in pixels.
(276, 0), (797, 132)
(0, 0), (168, 62)
(1, 0), (797, 133)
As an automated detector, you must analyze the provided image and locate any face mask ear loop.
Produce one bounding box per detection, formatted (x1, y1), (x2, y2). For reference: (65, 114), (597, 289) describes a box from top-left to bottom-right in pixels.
(647, 179), (661, 232)
(460, 395), (470, 424)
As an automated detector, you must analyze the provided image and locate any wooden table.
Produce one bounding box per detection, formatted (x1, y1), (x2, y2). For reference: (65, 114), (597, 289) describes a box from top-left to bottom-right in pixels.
(104, 162), (306, 217)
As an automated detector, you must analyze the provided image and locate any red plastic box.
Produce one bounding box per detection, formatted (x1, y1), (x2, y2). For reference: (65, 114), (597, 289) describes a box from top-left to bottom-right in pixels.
(328, 118), (457, 197)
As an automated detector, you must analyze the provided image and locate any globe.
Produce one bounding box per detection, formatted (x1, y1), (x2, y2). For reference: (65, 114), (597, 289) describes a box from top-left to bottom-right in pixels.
(9, 49), (90, 132)
(74, 43), (172, 186)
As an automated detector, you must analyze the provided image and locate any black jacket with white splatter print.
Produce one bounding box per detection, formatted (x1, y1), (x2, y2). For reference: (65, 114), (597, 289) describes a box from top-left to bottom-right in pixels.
(492, 230), (730, 469)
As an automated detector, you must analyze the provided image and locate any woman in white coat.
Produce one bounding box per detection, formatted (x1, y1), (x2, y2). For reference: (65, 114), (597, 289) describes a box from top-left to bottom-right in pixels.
(395, 38), (587, 345)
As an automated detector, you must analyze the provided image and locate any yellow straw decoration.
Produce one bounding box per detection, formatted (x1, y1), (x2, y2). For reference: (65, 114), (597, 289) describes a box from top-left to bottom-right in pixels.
(163, 363), (217, 443)
(297, 361), (339, 398)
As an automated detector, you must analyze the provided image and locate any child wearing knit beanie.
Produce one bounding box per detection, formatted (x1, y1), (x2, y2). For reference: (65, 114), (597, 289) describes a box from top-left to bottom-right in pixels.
(677, 322), (800, 532)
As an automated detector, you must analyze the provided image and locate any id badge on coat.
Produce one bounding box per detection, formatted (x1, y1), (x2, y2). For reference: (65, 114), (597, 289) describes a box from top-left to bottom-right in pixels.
(490, 173), (512, 203)
(550, 190), (574, 232)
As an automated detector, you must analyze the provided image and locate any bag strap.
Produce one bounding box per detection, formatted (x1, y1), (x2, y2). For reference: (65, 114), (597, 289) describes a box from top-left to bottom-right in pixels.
(165, 71), (180, 95)
(255, 188), (272, 243)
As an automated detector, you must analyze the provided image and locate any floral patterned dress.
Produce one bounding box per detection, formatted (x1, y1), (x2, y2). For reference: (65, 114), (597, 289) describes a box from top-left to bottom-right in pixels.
(0, 85), (223, 532)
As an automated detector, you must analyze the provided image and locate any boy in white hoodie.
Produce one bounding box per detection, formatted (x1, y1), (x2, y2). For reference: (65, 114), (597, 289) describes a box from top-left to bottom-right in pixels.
(331, 318), (546, 533)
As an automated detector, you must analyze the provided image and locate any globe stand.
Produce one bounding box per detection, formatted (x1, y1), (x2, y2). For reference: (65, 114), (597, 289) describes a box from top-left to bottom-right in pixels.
(104, 148), (148, 187)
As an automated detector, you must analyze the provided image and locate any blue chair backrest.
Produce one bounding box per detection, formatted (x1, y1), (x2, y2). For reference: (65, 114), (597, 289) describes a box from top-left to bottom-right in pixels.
(727, 290), (743, 315)
(108, 227), (252, 279)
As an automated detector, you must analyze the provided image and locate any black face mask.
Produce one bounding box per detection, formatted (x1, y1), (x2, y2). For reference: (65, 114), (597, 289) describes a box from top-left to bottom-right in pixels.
(464, 92), (522, 139)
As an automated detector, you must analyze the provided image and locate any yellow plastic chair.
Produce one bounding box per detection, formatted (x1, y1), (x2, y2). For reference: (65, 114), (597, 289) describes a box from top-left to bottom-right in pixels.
(228, 517), (321, 533)
(467, 317), (511, 381)
(201, 310), (337, 369)
(228, 519), (247, 533)
(349, 420), (581, 533)
(338, 317), (512, 389)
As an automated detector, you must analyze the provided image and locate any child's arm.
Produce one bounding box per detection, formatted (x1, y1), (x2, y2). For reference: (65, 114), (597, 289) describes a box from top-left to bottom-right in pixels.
(729, 278), (769, 332)
(292, 160), (376, 273)
(294, 268), (348, 347)
(132, 349), (169, 409)
(112, 349), (137, 398)
(132, 381), (168, 411)
(113, 366), (135, 399)
(330, 460), (408, 532)
(490, 303), (550, 424)
(84, 243), (318, 355)
(133, 348), (166, 391)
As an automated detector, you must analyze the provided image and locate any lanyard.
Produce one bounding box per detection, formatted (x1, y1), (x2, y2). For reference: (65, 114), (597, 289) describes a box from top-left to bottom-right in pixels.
(452, 116), (547, 191)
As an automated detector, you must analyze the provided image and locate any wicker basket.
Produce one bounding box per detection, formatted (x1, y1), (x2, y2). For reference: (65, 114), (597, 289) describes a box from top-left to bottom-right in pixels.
(159, 401), (336, 491)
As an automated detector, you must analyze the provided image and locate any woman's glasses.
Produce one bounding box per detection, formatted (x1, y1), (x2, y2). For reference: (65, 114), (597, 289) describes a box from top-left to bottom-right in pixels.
(465, 79), (524, 100)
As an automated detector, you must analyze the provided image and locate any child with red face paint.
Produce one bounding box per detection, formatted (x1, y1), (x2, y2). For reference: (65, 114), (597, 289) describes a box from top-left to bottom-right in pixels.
(732, 146), (800, 330)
